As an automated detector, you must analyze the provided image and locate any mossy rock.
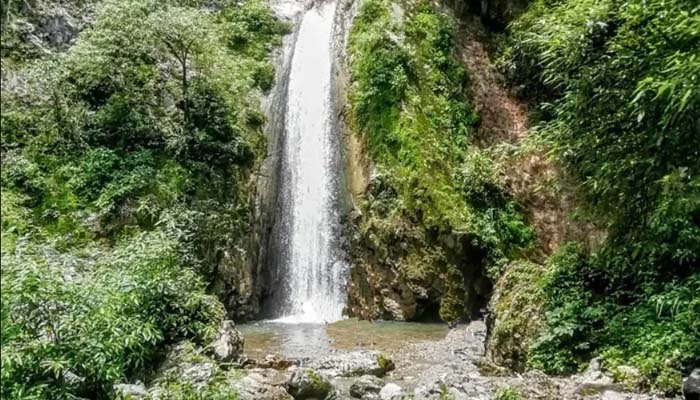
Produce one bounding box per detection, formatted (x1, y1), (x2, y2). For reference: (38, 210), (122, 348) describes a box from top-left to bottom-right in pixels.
(377, 353), (395, 373)
(288, 368), (334, 399)
(486, 261), (545, 371)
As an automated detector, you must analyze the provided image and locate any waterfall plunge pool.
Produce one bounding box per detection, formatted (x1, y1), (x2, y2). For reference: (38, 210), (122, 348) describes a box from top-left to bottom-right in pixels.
(237, 319), (448, 361)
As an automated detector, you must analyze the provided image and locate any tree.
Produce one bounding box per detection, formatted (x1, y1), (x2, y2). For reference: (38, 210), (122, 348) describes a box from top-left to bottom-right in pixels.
(149, 8), (209, 128)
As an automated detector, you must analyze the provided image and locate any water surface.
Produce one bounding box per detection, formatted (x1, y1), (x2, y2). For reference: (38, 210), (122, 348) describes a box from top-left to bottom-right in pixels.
(238, 319), (448, 360)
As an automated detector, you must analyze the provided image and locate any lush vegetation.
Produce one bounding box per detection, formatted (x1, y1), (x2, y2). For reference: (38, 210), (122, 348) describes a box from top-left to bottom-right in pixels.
(497, 0), (700, 392)
(0, 0), (286, 398)
(346, 0), (534, 321)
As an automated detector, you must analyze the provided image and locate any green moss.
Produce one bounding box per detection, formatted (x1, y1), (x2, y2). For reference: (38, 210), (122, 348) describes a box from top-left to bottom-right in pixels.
(494, 386), (525, 400)
(488, 261), (545, 371)
(347, 0), (533, 322)
(377, 353), (395, 373)
(308, 370), (331, 393)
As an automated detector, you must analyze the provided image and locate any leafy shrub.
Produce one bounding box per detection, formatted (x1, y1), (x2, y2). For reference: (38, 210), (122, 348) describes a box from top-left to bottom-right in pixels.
(1, 232), (223, 399)
(0, 0), (285, 398)
(500, 0), (699, 391)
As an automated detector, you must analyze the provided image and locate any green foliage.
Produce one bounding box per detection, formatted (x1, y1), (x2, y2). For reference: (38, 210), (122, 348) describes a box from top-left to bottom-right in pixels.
(1, 232), (223, 399)
(487, 261), (545, 371)
(0, 0), (284, 398)
(494, 386), (525, 400)
(500, 0), (700, 392)
(348, 0), (533, 321)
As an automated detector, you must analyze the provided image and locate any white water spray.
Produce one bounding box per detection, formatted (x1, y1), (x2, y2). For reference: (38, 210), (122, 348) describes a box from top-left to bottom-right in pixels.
(273, 0), (346, 324)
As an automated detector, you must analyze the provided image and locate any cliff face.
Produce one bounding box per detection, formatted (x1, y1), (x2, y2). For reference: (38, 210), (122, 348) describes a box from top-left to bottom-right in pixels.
(341, 0), (535, 323)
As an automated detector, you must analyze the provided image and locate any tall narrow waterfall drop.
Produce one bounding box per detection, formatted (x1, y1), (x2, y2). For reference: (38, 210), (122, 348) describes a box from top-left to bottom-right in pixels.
(271, 0), (346, 323)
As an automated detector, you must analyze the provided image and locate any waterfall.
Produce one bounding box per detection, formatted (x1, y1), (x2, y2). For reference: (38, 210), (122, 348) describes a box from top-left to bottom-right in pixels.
(269, 0), (346, 324)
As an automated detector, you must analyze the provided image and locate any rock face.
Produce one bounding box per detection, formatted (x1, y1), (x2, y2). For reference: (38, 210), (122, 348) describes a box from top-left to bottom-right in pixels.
(349, 375), (384, 398)
(210, 320), (244, 364)
(684, 368), (700, 400)
(2, 0), (92, 59)
(287, 368), (334, 399)
(345, 174), (492, 323)
(464, 0), (531, 29)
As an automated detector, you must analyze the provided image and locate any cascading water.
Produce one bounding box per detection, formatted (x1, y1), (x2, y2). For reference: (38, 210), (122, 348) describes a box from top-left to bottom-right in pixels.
(268, 0), (347, 324)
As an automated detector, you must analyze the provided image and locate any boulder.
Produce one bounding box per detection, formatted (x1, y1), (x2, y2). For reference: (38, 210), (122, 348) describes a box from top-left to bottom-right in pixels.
(210, 320), (244, 364)
(379, 383), (402, 400)
(152, 342), (217, 389)
(575, 375), (623, 396)
(260, 354), (300, 370)
(229, 368), (293, 400)
(310, 351), (394, 378)
(684, 368), (700, 400)
(349, 375), (384, 398)
(114, 383), (148, 399)
(287, 368), (334, 399)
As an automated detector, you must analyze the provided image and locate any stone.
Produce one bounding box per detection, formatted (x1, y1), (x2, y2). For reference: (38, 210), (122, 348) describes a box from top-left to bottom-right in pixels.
(114, 382), (148, 399)
(310, 351), (394, 378)
(180, 362), (216, 387)
(588, 357), (603, 373)
(259, 354), (300, 370)
(349, 375), (384, 398)
(152, 342), (217, 389)
(229, 368), (293, 400)
(601, 390), (629, 400)
(210, 320), (244, 364)
(446, 387), (469, 400)
(379, 383), (402, 400)
(684, 368), (700, 400)
(575, 375), (623, 396)
(287, 368), (333, 399)
(63, 370), (85, 386)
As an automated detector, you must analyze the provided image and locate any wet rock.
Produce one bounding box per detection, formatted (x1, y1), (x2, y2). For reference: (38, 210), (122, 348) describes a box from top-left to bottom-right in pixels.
(684, 368), (700, 400)
(259, 354), (300, 370)
(349, 375), (384, 398)
(210, 320), (244, 364)
(230, 368), (293, 400)
(287, 368), (334, 399)
(114, 382), (148, 399)
(379, 383), (402, 400)
(311, 351), (394, 378)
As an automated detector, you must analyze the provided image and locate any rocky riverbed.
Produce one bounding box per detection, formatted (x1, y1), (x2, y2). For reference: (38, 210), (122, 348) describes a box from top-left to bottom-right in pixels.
(118, 319), (683, 400)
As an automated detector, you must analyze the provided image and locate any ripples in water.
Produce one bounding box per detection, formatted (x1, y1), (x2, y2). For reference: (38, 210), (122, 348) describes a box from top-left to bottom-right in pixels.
(237, 318), (448, 360)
